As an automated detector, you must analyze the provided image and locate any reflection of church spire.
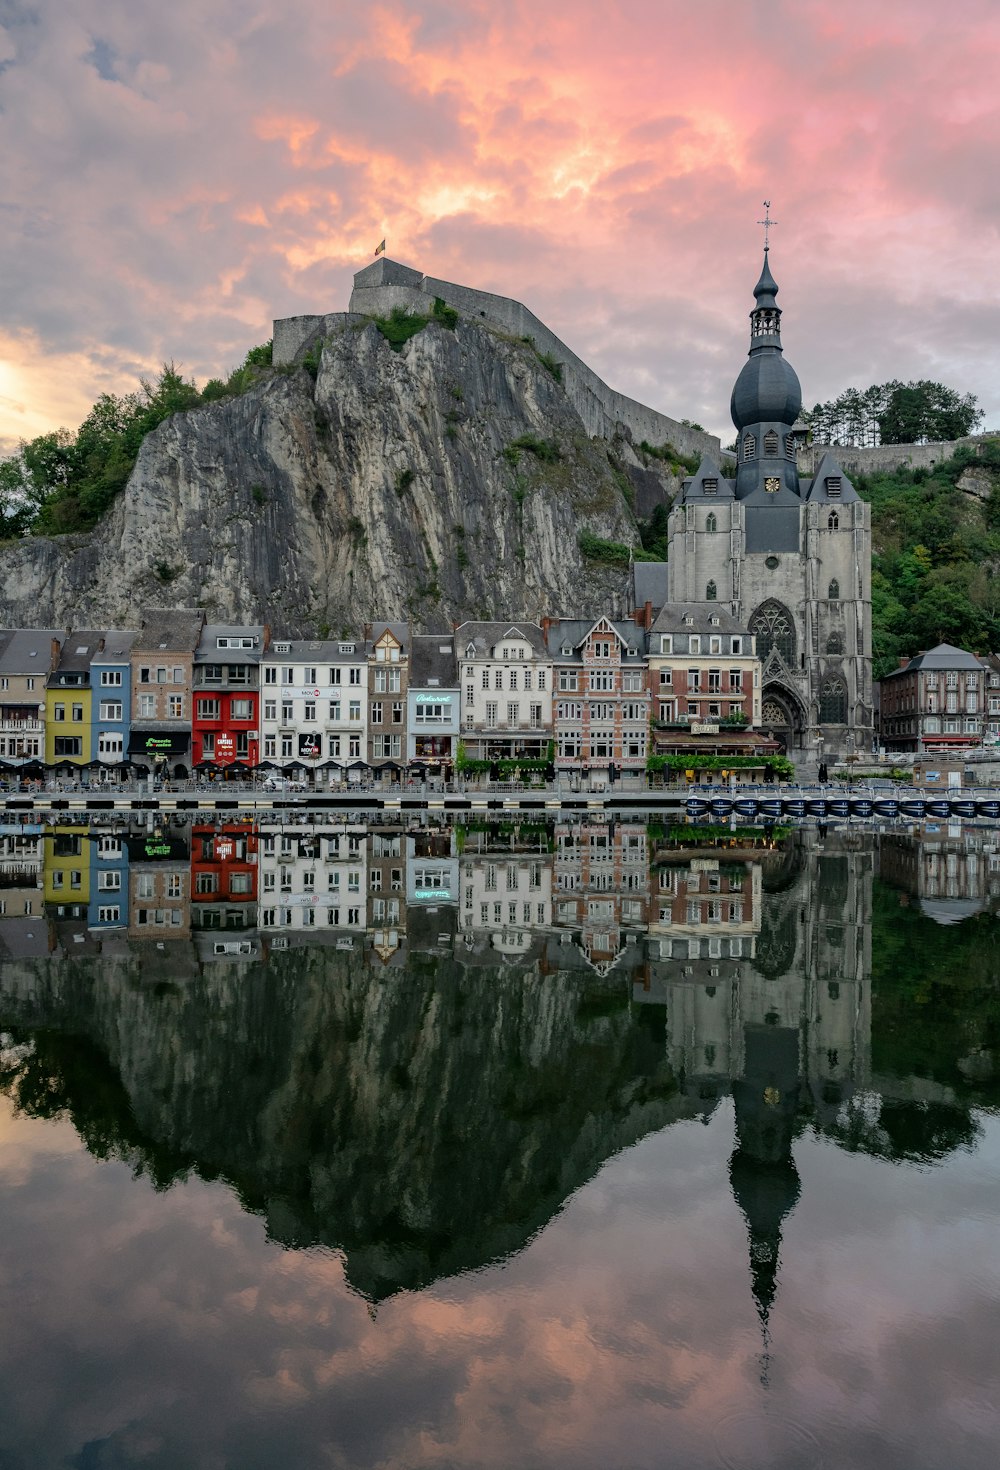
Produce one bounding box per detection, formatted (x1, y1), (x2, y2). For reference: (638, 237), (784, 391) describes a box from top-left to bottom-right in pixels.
(728, 1024), (801, 1380)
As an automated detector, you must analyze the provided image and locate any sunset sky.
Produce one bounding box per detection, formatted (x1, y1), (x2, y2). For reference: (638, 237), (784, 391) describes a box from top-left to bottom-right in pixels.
(3, 0), (1000, 455)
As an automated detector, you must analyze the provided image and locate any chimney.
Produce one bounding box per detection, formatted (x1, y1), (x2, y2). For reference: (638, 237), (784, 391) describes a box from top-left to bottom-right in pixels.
(898, 656), (909, 668)
(263, 623), (271, 650)
(50, 637), (61, 669)
(644, 599), (653, 630)
(541, 616), (552, 638)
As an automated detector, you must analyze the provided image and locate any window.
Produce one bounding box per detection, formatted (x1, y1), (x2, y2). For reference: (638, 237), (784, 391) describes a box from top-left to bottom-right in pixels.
(197, 698), (220, 720)
(537, 670), (547, 690)
(349, 668), (362, 685)
(391, 701), (403, 724)
(328, 700), (341, 721)
(281, 701), (294, 722)
(371, 701), (383, 724)
(466, 685), (474, 706)
(168, 695), (184, 718)
(763, 429), (779, 455)
(494, 669), (503, 689)
(706, 580), (717, 600)
(100, 701), (123, 721)
(100, 670), (122, 686)
(264, 666), (277, 684)
(303, 700), (316, 721)
(485, 701), (498, 727)
(264, 699), (277, 720)
(303, 666), (316, 683)
(750, 600), (796, 664)
(558, 671), (577, 691)
(98, 732), (123, 756)
(819, 676), (847, 723)
(827, 510), (839, 530)
(729, 669), (743, 690)
(706, 512), (717, 533)
(71, 703), (83, 722)
(98, 906), (121, 923)
(828, 579), (840, 600)
(507, 701), (519, 723)
(53, 737), (82, 755)
(689, 636), (700, 654)
(509, 669), (518, 690)
(349, 700), (361, 722)
(826, 632), (844, 655)
(53, 702), (65, 721)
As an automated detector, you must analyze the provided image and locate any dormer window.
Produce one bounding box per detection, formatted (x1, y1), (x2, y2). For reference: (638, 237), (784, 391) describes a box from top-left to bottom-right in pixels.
(703, 478), (718, 495)
(825, 477), (842, 498)
(561, 645), (573, 656)
(763, 430), (779, 455)
(660, 636), (672, 654)
(339, 643), (355, 654)
(710, 617), (720, 627)
(743, 434), (756, 461)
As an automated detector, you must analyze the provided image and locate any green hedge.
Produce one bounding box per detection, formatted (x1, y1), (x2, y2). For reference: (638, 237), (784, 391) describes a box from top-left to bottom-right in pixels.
(647, 753), (795, 779)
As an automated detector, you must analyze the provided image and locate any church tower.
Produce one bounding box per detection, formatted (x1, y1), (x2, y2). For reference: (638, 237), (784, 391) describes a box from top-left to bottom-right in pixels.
(666, 233), (873, 762)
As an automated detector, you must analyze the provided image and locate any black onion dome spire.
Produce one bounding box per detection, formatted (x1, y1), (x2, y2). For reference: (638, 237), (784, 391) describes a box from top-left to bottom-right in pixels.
(730, 250), (802, 433)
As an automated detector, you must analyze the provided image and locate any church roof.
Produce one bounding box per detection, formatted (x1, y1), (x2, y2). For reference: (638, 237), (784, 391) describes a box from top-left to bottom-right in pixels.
(680, 457), (734, 501)
(803, 452), (858, 503)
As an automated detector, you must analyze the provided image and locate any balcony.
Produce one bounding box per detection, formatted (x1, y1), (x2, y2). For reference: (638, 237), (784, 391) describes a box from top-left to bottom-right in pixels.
(0, 719), (44, 733)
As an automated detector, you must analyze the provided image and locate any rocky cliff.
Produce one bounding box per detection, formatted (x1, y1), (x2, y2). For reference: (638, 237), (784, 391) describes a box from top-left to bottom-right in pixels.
(0, 312), (682, 632)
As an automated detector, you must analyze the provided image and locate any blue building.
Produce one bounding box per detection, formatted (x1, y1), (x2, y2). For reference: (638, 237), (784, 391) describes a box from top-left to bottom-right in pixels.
(406, 634), (460, 779)
(88, 828), (129, 930)
(90, 630), (138, 783)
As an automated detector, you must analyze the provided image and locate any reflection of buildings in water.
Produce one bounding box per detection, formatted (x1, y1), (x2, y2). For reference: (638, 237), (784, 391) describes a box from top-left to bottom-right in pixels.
(0, 825), (43, 920)
(877, 828), (1000, 925)
(190, 821), (258, 932)
(257, 820), (369, 939)
(552, 821), (649, 972)
(458, 825), (552, 957)
(636, 833), (873, 1338)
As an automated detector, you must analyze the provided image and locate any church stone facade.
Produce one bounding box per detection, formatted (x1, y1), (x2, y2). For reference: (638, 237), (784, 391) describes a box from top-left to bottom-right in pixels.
(666, 251), (872, 762)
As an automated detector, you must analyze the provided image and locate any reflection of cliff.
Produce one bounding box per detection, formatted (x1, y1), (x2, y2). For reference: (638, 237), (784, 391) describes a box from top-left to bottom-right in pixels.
(0, 938), (690, 1300)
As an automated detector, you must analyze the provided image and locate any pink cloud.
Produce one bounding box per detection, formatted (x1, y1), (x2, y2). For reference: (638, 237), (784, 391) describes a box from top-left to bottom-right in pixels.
(3, 0), (1000, 456)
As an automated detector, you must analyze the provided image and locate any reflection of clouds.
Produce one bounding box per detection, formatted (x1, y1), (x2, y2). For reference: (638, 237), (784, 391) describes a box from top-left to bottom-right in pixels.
(3, 1103), (1000, 1465)
(2, 1), (1000, 451)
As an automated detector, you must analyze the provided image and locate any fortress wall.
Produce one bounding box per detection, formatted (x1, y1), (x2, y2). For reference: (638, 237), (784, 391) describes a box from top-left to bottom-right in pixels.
(273, 312), (359, 365)
(796, 435), (987, 479)
(275, 258), (721, 462)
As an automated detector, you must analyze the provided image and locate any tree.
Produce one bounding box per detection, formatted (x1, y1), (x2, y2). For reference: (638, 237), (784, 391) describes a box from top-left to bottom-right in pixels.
(806, 379), (982, 447)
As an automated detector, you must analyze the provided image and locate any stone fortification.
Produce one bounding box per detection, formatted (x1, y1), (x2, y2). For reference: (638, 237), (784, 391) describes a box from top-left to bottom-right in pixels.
(273, 256), (721, 464)
(796, 434), (990, 479)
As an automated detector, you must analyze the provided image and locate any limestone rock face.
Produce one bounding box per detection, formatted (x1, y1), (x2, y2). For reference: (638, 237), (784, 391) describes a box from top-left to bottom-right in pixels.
(0, 316), (673, 631)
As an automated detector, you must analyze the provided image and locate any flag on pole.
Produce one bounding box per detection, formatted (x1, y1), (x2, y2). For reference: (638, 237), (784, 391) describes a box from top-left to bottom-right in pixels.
(374, 239), (386, 256)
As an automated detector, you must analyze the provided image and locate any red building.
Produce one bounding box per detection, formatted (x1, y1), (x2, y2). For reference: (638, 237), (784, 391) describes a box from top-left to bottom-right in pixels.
(191, 624), (266, 774)
(191, 821), (258, 928)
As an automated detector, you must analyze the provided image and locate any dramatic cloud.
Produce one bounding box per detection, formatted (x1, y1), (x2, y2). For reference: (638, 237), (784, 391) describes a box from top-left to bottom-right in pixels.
(2, 0), (1000, 454)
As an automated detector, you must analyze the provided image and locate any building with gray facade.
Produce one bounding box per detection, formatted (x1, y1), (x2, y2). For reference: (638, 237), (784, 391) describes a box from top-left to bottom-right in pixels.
(666, 250), (872, 762)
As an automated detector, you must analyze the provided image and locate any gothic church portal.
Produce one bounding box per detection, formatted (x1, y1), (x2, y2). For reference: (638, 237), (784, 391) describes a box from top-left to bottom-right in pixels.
(666, 246), (873, 761)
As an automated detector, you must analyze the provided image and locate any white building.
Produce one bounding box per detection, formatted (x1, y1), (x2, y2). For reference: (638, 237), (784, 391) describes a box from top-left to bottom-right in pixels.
(257, 820), (368, 933)
(455, 622), (552, 763)
(260, 637), (368, 783)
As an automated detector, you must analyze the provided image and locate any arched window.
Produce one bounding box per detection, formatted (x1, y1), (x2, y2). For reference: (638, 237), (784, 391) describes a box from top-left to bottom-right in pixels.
(750, 600), (796, 665)
(828, 579), (840, 600)
(743, 433), (756, 461)
(819, 676), (847, 723)
(763, 430), (779, 455)
(825, 631), (844, 654)
(827, 510), (839, 530)
(706, 512), (717, 533)
(706, 580), (717, 601)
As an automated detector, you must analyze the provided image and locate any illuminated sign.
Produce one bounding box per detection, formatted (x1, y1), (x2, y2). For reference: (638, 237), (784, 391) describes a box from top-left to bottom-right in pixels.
(415, 693), (452, 702)
(414, 889), (451, 900)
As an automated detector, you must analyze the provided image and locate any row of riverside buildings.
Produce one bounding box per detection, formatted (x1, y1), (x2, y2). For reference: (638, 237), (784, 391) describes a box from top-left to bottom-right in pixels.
(0, 604), (776, 785)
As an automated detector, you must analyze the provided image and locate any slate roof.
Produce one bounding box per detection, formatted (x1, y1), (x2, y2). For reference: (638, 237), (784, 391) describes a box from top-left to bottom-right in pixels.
(410, 634), (458, 689)
(454, 621), (548, 657)
(194, 624), (267, 663)
(544, 617), (645, 661)
(630, 562), (669, 615)
(0, 628), (62, 675)
(94, 630), (139, 663)
(881, 643), (984, 681)
(650, 603), (750, 637)
(803, 451), (858, 504)
(265, 636), (369, 663)
(52, 631), (107, 675)
(680, 457), (735, 501)
(134, 609), (206, 654)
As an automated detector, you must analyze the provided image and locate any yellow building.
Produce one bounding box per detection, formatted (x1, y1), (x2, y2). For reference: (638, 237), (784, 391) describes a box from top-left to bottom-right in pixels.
(44, 631), (105, 768)
(43, 826), (90, 906)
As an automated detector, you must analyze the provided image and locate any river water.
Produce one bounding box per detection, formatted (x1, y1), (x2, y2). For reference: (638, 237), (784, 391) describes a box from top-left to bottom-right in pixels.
(0, 815), (998, 1469)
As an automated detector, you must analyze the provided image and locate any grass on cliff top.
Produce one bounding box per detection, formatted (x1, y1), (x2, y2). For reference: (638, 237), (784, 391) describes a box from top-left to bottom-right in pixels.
(372, 298), (459, 351)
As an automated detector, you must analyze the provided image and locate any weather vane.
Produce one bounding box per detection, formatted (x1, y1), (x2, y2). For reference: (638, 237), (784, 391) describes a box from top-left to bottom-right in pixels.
(758, 201), (776, 250)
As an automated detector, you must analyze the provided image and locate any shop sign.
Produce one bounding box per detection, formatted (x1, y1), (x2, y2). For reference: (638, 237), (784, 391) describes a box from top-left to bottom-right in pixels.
(215, 732), (236, 765)
(215, 838), (235, 862)
(299, 733), (322, 759)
